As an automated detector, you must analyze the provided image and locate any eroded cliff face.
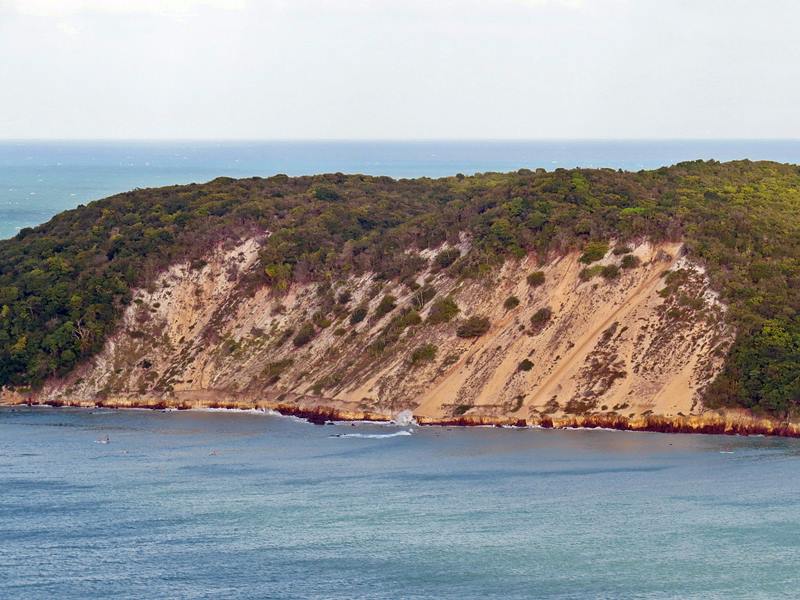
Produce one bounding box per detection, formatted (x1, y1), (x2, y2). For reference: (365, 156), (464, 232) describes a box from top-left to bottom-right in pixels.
(25, 235), (742, 429)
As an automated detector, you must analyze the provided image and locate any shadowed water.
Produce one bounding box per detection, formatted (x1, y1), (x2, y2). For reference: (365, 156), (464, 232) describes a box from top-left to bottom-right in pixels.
(1, 407), (799, 599)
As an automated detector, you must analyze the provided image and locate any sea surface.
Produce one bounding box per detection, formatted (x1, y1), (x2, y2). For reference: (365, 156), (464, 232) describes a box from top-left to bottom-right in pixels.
(1, 407), (800, 599)
(2, 139), (800, 239)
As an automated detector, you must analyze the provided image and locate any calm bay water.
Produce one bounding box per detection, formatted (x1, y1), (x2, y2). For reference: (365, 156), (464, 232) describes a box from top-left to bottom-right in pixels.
(3, 139), (800, 239)
(2, 407), (800, 599)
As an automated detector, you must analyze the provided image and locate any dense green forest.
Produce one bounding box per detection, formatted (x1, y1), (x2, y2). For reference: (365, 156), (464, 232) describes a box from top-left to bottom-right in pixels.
(1, 161), (798, 416)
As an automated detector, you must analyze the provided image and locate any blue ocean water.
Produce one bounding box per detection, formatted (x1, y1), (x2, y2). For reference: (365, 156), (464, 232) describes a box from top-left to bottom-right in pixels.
(2, 140), (800, 240)
(1, 407), (799, 599)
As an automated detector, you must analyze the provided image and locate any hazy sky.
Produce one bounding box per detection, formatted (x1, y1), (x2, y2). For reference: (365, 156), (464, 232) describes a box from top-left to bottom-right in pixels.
(1, 0), (798, 139)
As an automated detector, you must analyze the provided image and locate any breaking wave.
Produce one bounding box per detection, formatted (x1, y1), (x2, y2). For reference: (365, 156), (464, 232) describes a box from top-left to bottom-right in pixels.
(333, 430), (413, 439)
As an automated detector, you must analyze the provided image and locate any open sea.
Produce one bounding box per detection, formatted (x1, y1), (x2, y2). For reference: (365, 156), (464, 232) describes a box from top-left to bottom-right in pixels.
(2, 407), (800, 599)
(3, 140), (800, 598)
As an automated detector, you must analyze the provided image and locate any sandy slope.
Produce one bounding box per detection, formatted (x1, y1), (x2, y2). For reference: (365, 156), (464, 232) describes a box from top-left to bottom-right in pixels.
(412, 243), (728, 421)
(29, 236), (731, 424)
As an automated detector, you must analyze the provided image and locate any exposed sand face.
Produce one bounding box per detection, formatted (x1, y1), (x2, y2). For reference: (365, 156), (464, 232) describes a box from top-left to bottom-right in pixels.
(412, 242), (729, 421)
(32, 237), (732, 424)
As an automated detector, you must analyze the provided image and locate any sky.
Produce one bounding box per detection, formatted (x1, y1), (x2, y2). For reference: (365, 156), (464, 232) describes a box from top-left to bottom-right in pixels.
(0, 0), (798, 139)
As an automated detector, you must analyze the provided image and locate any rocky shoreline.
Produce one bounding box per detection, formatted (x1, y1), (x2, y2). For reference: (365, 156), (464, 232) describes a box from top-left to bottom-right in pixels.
(3, 390), (798, 438)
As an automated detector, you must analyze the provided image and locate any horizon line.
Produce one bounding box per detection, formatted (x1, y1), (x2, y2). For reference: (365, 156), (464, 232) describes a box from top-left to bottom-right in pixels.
(1, 138), (800, 144)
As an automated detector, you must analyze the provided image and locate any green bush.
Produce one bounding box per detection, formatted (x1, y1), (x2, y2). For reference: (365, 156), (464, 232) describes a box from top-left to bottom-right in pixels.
(292, 322), (316, 347)
(313, 187), (340, 201)
(517, 358), (534, 372)
(527, 271), (546, 287)
(370, 308), (423, 352)
(349, 304), (368, 325)
(530, 307), (552, 329)
(579, 265), (603, 281)
(601, 264), (620, 280)
(374, 294), (397, 319)
(621, 254), (641, 269)
(385, 309), (422, 336)
(457, 316), (491, 338)
(264, 263), (292, 291)
(412, 284), (436, 309)
(312, 311), (332, 328)
(579, 241), (609, 264)
(434, 248), (461, 269)
(427, 297), (460, 324)
(410, 343), (437, 365)
(612, 245), (632, 256)
(504, 295), (520, 310)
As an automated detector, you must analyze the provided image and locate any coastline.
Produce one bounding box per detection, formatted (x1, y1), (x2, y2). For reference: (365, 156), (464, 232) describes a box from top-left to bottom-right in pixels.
(3, 391), (799, 438)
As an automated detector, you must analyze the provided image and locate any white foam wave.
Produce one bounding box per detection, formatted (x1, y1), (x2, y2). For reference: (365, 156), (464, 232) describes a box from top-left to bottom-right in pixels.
(193, 407), (277, 416)
(190, 407), (314, 424)
(334, 430), (413, 439)
(392, 409), (416, 426)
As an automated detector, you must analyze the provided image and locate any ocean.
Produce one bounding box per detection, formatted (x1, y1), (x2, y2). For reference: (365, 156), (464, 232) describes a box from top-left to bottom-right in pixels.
(2, 139), (800, 240)
(2, 407), (799, 599)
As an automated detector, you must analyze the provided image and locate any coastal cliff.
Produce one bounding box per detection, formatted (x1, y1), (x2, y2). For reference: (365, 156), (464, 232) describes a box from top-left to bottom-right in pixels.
(12, 236), (742, 429)
(2, 162), (799, 433)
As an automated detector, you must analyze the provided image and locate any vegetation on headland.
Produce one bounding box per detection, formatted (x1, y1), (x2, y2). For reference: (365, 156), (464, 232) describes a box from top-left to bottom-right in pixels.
(0, 160), (799, 416)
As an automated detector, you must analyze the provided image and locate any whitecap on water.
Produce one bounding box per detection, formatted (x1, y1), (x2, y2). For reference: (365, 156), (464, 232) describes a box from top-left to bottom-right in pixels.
(332, 430), (413, 439)
(392, 409), (416, 426)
